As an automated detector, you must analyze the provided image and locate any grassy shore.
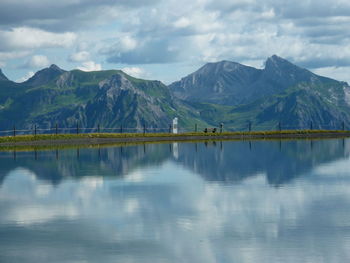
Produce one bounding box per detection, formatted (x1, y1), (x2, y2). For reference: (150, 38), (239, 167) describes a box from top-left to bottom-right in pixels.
(0, 129), (349, 145)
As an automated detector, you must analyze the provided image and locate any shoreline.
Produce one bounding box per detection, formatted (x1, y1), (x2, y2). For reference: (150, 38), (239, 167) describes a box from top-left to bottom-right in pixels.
(0, 130), (349, 148)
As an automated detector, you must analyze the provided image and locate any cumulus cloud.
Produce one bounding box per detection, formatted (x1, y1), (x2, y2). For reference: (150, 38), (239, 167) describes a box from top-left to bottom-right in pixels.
(98, 0), (350, 77)
(0, 51), (30, 70)
(77, 61), (102, 72)
(69, 51), (90, 62)
(122, 67), (147, 78)
(271, 0), (350, 19)
(0, 0), (160, 32)
(25, 55), (50, 68)
(0, 0), (350, 82)
(1, 151), (350, 262)
(0, 51), (30, 61)
(100, 35), (138, 56)
(313, 67), (350, 83)
(119, 35), (138, 52)
(105, 37), (187, 64)
(173, 17), (191, 29)
(0, 27), (76, 51)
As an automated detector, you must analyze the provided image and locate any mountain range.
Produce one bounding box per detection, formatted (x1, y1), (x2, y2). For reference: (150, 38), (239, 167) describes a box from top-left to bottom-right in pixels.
(0, 55), (349, 132)
(0, 65), (205, 132)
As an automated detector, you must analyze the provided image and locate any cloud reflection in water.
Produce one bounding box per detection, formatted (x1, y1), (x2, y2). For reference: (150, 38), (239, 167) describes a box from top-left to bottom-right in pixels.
(0, 140), (349, 262)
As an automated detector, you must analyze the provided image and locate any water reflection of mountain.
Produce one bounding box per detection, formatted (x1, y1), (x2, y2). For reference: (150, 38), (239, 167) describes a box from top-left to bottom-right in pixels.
(0, 144), (170, 185)
(0, 139), (348, 186)
(177, 139), (349, 185)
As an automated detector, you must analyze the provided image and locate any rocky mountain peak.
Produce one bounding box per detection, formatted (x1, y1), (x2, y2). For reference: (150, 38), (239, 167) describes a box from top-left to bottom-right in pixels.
(24, 64), (66, 86)
(170, 55), (339, 106)
(49, 64), (63, 71)
(197, 60), (248, 75)
(0, 69), (9, 81)
(264, 55), (294, 69)
(100, 73), (135, 93)
(262, 54), (316, 85)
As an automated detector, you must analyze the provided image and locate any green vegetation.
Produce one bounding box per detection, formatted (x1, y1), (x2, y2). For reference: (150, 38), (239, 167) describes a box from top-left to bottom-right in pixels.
(0, 66), (211, 131)
(1, 58), (350, 134)
(0, 130), (349, 145)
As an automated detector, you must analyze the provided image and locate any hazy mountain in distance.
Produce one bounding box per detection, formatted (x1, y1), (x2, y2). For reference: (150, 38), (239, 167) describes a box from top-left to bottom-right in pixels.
(169, 55), (343, 106)
(170, 55), (350, 130)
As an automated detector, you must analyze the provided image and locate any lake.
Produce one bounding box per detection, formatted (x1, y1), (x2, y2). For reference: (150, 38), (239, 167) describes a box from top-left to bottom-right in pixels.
(0, 139), (350, 262)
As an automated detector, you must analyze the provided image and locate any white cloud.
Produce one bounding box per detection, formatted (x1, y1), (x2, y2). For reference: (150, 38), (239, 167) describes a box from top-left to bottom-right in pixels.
(120, 35), (138, 52)
(122, 67), (147, 78)
(99, 35), (138, 62)
(261, 8), (275, 19)
(0, 0), (350, 82)
(16, 71), (34, 83)
(313, 66), (350, 83)
(0, 27), (77, 51)
(0, 51), (31, 61)
(173, 17), (191, 28)
(69, 51), (90, 62)
(26, 55), (50, 68)
(99, 0), (350, 83)
(77, 42), (89, 51)
(1, 156), (350, 262)
(0, 0), (158, 32)
(77, 61), (102, 71)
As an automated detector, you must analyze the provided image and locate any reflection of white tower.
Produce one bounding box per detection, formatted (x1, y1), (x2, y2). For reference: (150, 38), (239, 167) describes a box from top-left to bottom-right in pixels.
(172, 117), (178, 134)
(172, 142), (179, 159)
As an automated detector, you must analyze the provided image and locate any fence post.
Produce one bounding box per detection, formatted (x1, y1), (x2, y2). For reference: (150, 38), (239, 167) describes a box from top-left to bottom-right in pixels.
(34, 125), (37, 136)
(143, 124), (146, 135)
(55, 123), (58, 135)
(342, 121), (345, 131)
(13, 125), (16, 137)
(310, 121), (313, 130)
(169, 124), (172, 133)
(278, 122), (281, 131)
(248, 121), (252, 132)
(76, 122), (79, 135)
(97, 124), (100, 133)
(220, 123), (223, 133)
(195, 123), (197, 132)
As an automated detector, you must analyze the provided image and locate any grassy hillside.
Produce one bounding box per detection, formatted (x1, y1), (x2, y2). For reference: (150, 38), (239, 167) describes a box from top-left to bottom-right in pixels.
(0, 68), (208, 131)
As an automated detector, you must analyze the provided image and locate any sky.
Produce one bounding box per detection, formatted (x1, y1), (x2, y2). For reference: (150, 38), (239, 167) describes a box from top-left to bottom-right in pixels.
(0, 0), (350, 84)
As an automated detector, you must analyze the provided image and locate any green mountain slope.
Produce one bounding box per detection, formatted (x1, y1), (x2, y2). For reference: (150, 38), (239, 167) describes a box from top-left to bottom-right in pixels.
(194, 81), (350, 131)
(0, 66), (206, 132)
(1, 55), (350, 133)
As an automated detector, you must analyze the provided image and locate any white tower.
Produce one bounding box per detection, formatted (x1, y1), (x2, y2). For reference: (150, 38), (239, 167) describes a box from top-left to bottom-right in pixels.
(172, 118), (178, 134)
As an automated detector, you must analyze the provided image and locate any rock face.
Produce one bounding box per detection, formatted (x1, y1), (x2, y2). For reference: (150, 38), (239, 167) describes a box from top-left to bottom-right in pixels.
(169, 60), (260, 105)
(24, 64), (66, 86)
(0, 69), (9, 81)
(1, 56), (350, 132)
(0, 67), (205, 131)
(31, 72), (181, 130)
(228, 81), (350, 130)
(169, 55), (338, 106)
(168, 55), (350, 130)
(84, 74), (174, 128)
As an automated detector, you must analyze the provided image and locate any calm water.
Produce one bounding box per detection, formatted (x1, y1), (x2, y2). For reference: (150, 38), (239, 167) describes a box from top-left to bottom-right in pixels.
(0, 139), (350, 263)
